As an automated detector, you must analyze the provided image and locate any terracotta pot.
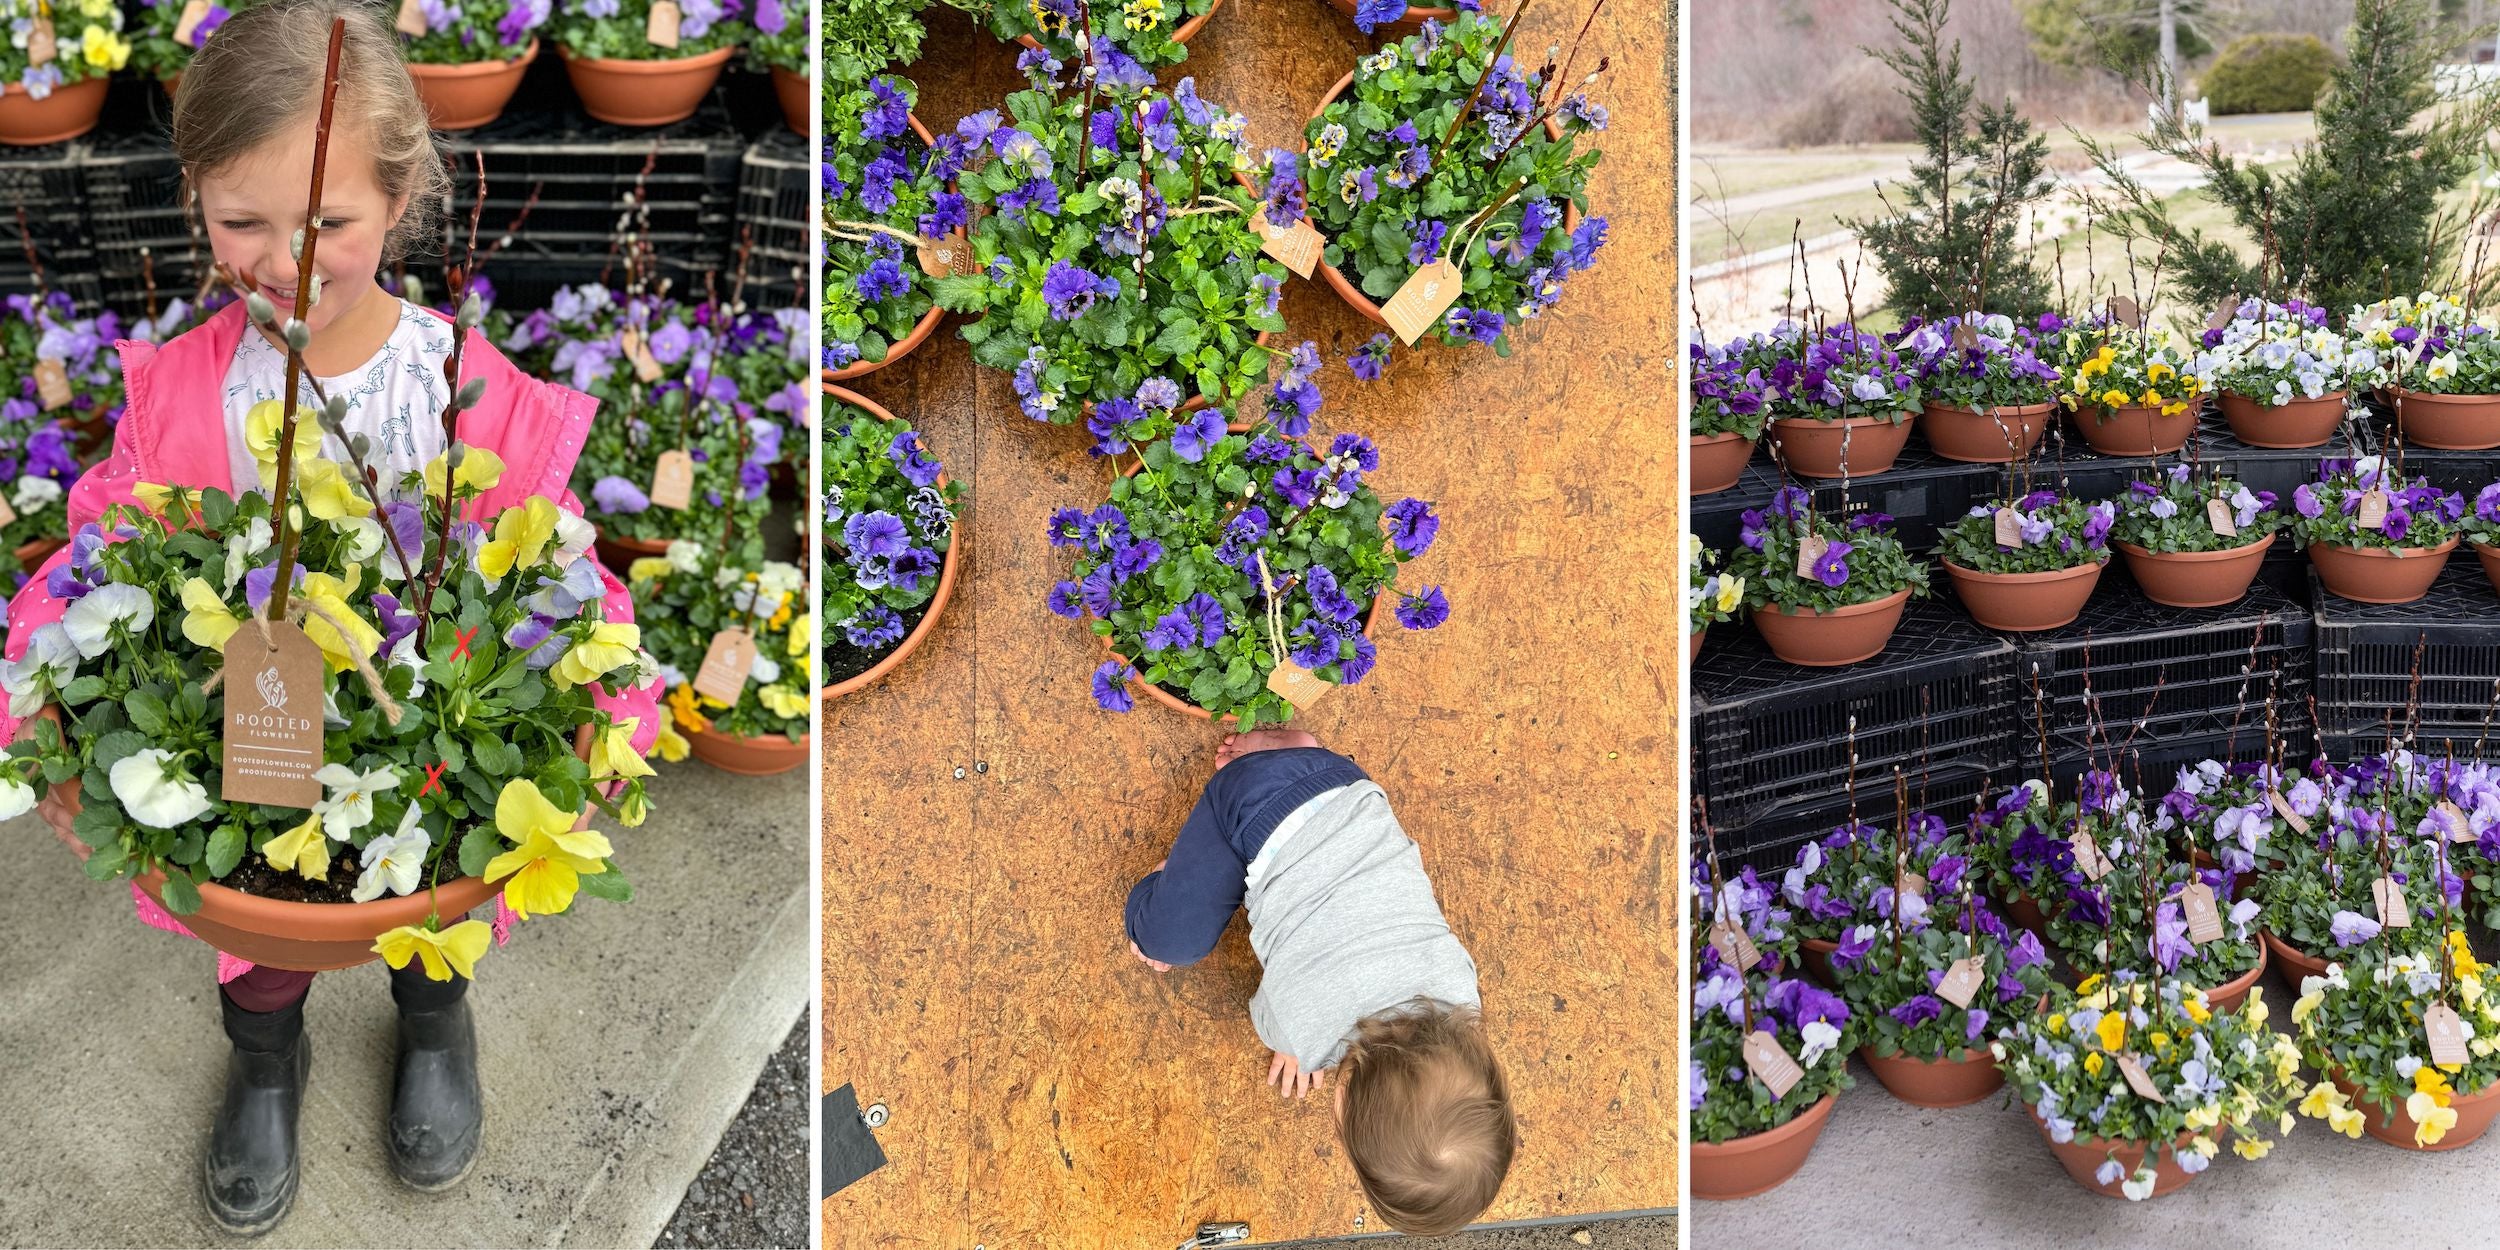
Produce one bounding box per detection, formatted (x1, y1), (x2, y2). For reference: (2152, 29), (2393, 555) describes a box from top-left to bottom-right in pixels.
(2116, 535), (2274, 609)
(1075, 332), (1274, 425)
(826, 113), (945, 383)
(2476, 541), (2500, 598)
(770, 65), (806, 134)
(2073, 403), (2193, 456)
(2218, 390), (2348, 449)
(13, 534), (61, 572)
(1690, 431), (1756, 495)
(1016, 0), (1224, 53)
(2035, 1119), (2202, 1199)
(1767, 414), (1916, 479)
(2197, 940), (2268, 1014)
(2308, 537), (2458, 605)
(406, 41), (538, 131)
(2005, 889), (2049, 933)
(1860, 1045), (2004, 1109)
(163, 72), (182, 101)
(1305, 71), (1571, 329)
(2332, 1068), (2500, 1150)
(686, 725), (809, 776)
(38, 726), (593, 972)
(1323, 0), (1457, 34)
(0, 75), (105, 146)
(824, 385), (960, 702)
(2391, 388), (2500, 451)
(1942, 558), (2104, 632)
(1751, 587), (1912, 668)
(2261, 930), (2330, 985)
(1691, 1092), (1837, 1201)
(1689, 627), (1706, 664)
(557, 45), (734, 127)
(1799, 938), (1837, 989)
(594, 529), (673, 579)
(1920, 402), (2053, 463)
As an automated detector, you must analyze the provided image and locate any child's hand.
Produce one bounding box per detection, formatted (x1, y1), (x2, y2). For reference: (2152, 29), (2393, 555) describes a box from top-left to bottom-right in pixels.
(1129, 939), (1173, 973)
(1267, 1049), (1326, 1100)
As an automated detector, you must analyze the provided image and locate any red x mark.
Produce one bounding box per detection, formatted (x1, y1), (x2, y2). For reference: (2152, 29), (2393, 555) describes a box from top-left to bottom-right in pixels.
(420, 762), (447, 796)
(452, 626), (480, 660)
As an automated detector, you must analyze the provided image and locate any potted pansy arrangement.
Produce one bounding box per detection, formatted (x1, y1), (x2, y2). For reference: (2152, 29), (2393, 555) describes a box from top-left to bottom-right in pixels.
(1288, 9), (1610, 355)
(0, 289), (131, 456)
(1690, 860), (1851, 1201)
(1992, 970), (2303, 1199)
(1687, 333), (1766, 494)
(1772, 816), (1896, 985)
(2111, 463), (2280, 608)
(1968, 779), (2064, 932)
(933, 69), (1287, 431)
(128, 0), (230, 93)
(823, 388), (961, 700)
(2197, 297), (2361, 449)
(971, 0), (1223, 73)
(1725, 485), (1927, 667)
(2292, 928), (2500, 1150)
(744, 0), (802, 131)
(1050, 355), (1447, 723)
(2161, 756), (2299, 878)
(823, 73), (957, 380)
(0, 0), (127, 144)
(2254, 752), (2439, 983)
(1934, 486), (2114, 632)
(2288, 455), (2465, 604)
(395, 0), (551, 130)
(0, 395), (80, 579)
(2465, 480), (2500, 597)
(2049, 312), (2206, 456)
(1896, 311), (2063, 463)
(2041, 846), (2270, 1015)
(1687, 544), (1741, 662)
(2350, 292), (2500, 449)
(1759, 322), (1921, 479)
(550, 0), (747, 127)
(628, 546), (809, 775)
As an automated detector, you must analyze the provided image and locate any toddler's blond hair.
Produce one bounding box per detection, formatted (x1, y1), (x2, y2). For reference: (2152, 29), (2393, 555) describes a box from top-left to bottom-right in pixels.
(1337, 1000), (1516, 1237)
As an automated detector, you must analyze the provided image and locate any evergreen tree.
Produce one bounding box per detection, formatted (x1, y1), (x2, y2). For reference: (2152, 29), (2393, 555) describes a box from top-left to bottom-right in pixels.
(2076, 0), (2500, 315)
(1843, 0), (2058, 319)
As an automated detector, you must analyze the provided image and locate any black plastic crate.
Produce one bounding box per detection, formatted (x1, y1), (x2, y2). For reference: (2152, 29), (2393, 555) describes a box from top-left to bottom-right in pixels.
(1701, 761), (1997, 879)
(80, 131), (203, 316)
(0, 145), (100, 312)
(2313, 562), (2500, 757)
(1692, 594), (2019, 831)
(733, 126), (809, 306)
(1691, 443), (1999, 555)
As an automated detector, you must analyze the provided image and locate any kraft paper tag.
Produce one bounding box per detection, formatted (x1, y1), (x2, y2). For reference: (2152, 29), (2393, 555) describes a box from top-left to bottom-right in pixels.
(691, 627), (755, 704)
(0, 493), (16, 528)
(2437, 799), (2474, 842)
(2375, 876), (2411, 929)
(395, 0), (427, 36)
(2071, 829), (2112, 881)
(1895, 869), (1928, 899)
(2181, 881), (2225, 944)
(1935, 957), (1984, 1009)
(2207, 497), (2238, 538)
(1265, 659), (1334, 709)
(1708, 919), (1760, 970)
(2429, 1003), (2471, 1067)
(2109, 295), (2142, 328)
(2207, 297), (2238, 332)
(1994, 507), (2026, 547)
(33, 358), (70, 411)
(2116, 1053), (2167, 1102)
(27, 17), (55, 66)
(1951, 321), (1979, 351)
(915, 229), (974, 279)
(620, 328), (663, 382)
(2359, 487), (2390, 531)
(1248, 212), (1323, 279)
(1743, 1029), (1804, 1099)
(1795, 532), (1830, 579)
(175, 0), (210, 44)
(219, 620), (327, 809)
(1381, 257), (1463, 346)
(2269, 789), (2310, 834)
(647, 0), (682, 48)
(648, 449), (694, 510)
(2355, 308), (2387, 335)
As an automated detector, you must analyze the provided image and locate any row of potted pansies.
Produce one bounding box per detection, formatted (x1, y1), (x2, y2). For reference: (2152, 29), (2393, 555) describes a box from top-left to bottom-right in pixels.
(1698, 745), (2500, 1201)
(822, 383), (962, 702)
(825, 5), (1611, 389)
(1687, 294), (2500, 493)
(0, 0), (806, 143)
(1690, 446), (2497, 668)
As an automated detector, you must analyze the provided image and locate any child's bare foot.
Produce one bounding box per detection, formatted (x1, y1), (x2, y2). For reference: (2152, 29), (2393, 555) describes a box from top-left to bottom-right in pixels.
(1214, 728), (1320, 770)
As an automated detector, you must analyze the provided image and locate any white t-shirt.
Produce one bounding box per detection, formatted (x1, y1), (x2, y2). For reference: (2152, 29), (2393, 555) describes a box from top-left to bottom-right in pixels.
(222, 299), (456, 496)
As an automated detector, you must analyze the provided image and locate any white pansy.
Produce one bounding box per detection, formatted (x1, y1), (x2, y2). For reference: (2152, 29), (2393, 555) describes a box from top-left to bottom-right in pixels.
(756, 561), (804, 597)
(109, 748), (212, 829)
(0, 770), (33, 821)
(334, 515), (386, 562)
(1799, 1019), (1841, 1067)
(750, 654), (782, 684)
(312, 764), (399, 840)
(665, 540), (703, 574)
(223, 517), (274, 593)
(2, 621), (77, 717)
(62, 584), (154, 659)
(10, 474), (61, 513)
(386, 629), (429, 698)
(351, 806), (430, 903)
(552, 509), (597, 567)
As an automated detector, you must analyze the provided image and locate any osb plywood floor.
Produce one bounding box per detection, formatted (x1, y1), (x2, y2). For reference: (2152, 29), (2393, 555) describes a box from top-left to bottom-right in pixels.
(823, 4), (1675, 1245)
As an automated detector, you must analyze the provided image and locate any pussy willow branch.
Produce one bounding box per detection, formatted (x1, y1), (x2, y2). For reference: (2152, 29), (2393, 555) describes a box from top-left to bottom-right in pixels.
(263, 16), (347, 624)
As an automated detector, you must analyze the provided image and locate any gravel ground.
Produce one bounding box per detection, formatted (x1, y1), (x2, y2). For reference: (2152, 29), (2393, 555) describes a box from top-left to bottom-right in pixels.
(654, 1018), (811, 1250)
(1258, 1214), (1678, 1248)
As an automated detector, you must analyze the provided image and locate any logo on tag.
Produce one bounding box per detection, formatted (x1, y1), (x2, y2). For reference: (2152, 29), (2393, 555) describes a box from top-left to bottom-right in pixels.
(649, 449), (695, 511)
(2437, 798), (2475, 842)
(2116, 1052), (2167, 1102)
(32, 358), (70, 411)
(2207, 296), (2238, 332)
(2358, 487), (2390, 532)
(2109, 295), (2143, 328)
(2268, 789), (2310, 835)
(1994, 507), (2027, 547)
(1249, 213), (1324, 279)
(1264, 659), (1334, 710)
(220, 620), (327, 810)
(2375, 876), (2411, 929)
(1935, 957), (1984, 1009)
(647, 0), (683, 48)
(2429, 1002), (2471, 1067)
(394, 0), (428, 36)
(1743, 1030), (1804, 1099)
(1795, 532), (1830, 580)
(1709, 920), (1761, 971)
(2206, 497), (2239, 538)
(2071, 829), (2113, 881)
(916, 229), (976, 279)
(1381, 258), (1464, 346)
(27, 16), (55, 66)
(2180, 881), (2225, 944)
(692, 627), (755, 705)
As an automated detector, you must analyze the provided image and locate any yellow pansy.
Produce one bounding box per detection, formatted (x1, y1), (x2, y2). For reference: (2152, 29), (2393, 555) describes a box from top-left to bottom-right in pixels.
(589, 717), (656, 782)
(759, 685), (807, 718)
(246, 400), (322, 490)
(2046, 1013), (2066, 1034)
(2410, 1091), (2460, 1146)
(2099, 388), (2131, 408)
(2450, 930), (2482, 981)
(82, 26), (129, 71)
(132, 482), (198, 525)
(2242, 987), (2266, 1027)
(2147, 362), (2175, 384)
(2096, 1010), (2127, 1053)
(2183, 996), (2212, 1025)
(372, 919), (492, 982)
(627, 556), (675, 583)
(260, 811), (330, 881)
(2299, 1080), (2340, 1119)
(2293, 988), (2324, 1023)
(2150, 1031), (2172, 1052)
(2417, 1066), (2455, 1100)
(423, 446), (507, 497)
(298, 569), (381, 672)
(551, 620), (640, 689)
(2084, 1052), (2106, 1076)
(2075, 974), (2105, 996)
(2231, 1136), (2272, 1160)
(788, 614), (812, 657)
(295, 459), (373, 521)
(2328, 1101), (2367, 1138)
(667, 683), (710, 734)
(476, 497), (559, 580)
(2184, 1101), (2221, 1131)
(481, 778), (613, 919)
(179, 577), (246, 651)
(1715, 576), (1743, 614)
(654, 713), (691, 762)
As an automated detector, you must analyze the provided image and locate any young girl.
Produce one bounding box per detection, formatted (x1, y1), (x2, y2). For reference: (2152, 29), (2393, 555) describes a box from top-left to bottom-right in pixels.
(0, 0), (660, 1234)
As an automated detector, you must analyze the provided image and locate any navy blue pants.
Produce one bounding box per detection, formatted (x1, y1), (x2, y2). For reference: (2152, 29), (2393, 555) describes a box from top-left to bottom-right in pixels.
(1123, 747), (1368, 967)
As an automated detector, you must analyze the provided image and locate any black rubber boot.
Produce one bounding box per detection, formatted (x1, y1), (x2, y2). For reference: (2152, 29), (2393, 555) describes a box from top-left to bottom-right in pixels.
(386, 960), (482, 1191)
(203, 993), (309, 1236)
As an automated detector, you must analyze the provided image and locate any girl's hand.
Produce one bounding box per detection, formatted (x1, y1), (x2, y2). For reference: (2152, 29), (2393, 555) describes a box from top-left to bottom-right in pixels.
(1267, 1049), (1325, 1100)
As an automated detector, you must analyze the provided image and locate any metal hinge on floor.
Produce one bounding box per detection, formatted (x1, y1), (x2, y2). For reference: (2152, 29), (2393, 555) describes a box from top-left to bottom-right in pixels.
(1175, 1220), (1250, 1250)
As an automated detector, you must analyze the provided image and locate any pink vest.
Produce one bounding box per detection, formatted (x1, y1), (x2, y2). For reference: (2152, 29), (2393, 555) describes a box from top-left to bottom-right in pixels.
(1, 301), (661, 755)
